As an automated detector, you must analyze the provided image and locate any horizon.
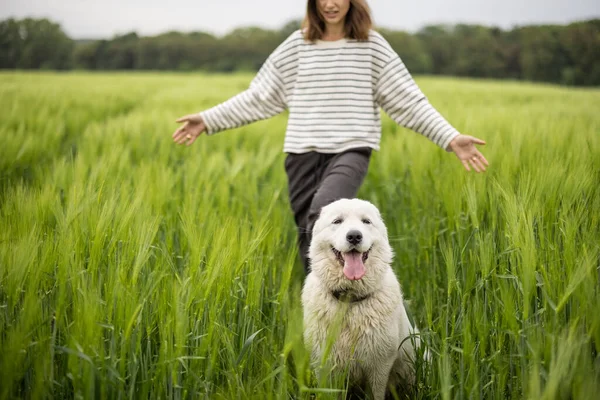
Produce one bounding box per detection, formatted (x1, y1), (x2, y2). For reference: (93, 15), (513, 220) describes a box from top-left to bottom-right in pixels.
(2, 0), (598, 40)
(72, 16), (598, 41)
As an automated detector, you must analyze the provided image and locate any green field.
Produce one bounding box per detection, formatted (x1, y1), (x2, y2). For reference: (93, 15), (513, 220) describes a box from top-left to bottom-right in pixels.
(1, 72), (599, 399)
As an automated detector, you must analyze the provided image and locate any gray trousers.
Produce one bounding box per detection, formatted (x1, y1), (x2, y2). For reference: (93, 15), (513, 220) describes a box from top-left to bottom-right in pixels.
(284, 147), (372, 273)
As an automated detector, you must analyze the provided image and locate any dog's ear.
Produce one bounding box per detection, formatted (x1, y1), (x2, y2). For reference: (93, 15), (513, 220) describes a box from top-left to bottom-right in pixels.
(315, 208), (327, 230)
(367, 201), (383, 221)
(316, 207), (324, 221)
(308, 206), (326, 235)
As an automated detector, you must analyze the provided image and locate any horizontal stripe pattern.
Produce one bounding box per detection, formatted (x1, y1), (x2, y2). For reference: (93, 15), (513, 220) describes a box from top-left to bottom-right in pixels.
(374, 56), (459, 150)
(200, 30), (459, 153)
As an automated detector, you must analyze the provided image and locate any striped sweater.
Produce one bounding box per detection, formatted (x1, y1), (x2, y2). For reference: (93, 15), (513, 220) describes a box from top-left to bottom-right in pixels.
(200, 30), (460, 154)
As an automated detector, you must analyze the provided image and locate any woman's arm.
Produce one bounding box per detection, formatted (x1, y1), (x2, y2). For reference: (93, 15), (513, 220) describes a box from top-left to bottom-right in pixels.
(200, 58), (286, 135)
(374, 53), (488, 172)
(172, 58), (286, 146)
(173, 31), (302, 146)
(374, 55), (459, 150)
(200, 58), (287, 134)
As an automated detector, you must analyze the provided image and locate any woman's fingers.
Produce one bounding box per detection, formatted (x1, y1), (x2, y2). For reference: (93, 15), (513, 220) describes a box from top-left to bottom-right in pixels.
(174, 128), (194, 145)
(173, 114), (205, 145)
(469, 157), (482, 173)
(172, 125), (186, 139)
(176, 114), (203, 124)
(468, 153), (489, 172)
(174, 134), (186, 144)
(478, 153), (490, 166)
(460, 154), (489, 173)
(173, 126), (189, 143)
(186, 134), (198, 146)
(173, 124), (203, 145)
(470, 136), (486, 146)
(455, 136), (489, 172)
(176, 114), (193, 123)
(474, 157), (487, 172)
(462, 159), (471, 172)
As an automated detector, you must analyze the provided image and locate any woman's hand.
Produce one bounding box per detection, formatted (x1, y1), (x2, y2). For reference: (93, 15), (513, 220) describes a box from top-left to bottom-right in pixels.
(172, 114), (206, 146)
(448, 134), (489, 172)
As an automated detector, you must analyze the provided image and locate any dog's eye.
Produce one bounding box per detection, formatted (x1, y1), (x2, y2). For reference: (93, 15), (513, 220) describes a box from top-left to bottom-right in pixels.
(332, 218), (343, 225)
(362, 218), (372, 225)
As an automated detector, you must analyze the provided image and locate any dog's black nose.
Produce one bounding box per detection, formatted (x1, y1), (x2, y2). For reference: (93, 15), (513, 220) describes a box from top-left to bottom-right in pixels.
(346, 230), (362, 245)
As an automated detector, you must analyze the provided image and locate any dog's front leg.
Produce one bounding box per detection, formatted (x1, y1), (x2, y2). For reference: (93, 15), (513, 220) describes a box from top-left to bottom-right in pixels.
(366, 360), (394, 400)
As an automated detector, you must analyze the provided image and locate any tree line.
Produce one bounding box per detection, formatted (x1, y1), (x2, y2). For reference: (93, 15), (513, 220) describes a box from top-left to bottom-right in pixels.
(1, 17), (598, 86)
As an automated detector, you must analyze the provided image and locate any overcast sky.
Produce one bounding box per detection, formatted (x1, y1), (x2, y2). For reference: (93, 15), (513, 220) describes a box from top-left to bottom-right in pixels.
(1, 0), (598, 39)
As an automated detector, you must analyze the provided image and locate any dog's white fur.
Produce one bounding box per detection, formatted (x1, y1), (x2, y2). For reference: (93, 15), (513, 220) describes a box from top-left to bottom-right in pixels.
(302, 199), (419, 399)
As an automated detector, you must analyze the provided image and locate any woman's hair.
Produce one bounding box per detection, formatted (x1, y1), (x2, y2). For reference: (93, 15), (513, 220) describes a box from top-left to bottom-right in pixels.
(302, 0), (373, 42)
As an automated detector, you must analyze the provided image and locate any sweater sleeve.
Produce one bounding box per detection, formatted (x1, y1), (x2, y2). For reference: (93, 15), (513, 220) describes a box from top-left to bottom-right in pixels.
(374, 53), (459, 151)
(199, 56), (287, 135)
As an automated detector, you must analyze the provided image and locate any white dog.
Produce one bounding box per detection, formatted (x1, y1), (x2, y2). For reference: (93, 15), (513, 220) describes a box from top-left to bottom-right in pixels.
(302, 199), (420, 399)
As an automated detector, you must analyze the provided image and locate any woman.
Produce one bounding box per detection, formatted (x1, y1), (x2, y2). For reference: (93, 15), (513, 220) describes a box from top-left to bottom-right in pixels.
(172, 0), (489, 273)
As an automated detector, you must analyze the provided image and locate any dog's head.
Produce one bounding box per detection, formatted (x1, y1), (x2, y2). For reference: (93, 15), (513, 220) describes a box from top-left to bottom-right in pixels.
(308, 199), (394, 287)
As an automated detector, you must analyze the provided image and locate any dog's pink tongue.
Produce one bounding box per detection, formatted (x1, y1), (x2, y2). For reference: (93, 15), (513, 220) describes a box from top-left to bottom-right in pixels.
(342, 252), (365, 280)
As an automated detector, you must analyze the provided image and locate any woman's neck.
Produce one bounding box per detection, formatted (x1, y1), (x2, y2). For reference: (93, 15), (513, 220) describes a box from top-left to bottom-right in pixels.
(322, 24), (346, 41)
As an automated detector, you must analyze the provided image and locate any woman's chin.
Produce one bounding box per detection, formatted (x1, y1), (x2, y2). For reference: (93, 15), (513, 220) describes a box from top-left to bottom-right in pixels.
(325, 17), (343, 24)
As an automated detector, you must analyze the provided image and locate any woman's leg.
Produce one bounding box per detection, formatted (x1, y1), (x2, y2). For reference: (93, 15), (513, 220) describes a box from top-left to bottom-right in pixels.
(305, 147), (372, 270)
(284, 152), (330, 272)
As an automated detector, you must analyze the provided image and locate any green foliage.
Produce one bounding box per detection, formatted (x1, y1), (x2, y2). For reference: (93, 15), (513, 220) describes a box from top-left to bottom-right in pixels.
(0, 72), (599, 399)
(0, 18), (73, 69)
(518, 25), (571, 84)
(416, 25), (456, 75)
(415, 20), (600, 85)
(2, 18), (599, 85)
(378, 28), (433, 73)
(558, 20), (600, 85)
